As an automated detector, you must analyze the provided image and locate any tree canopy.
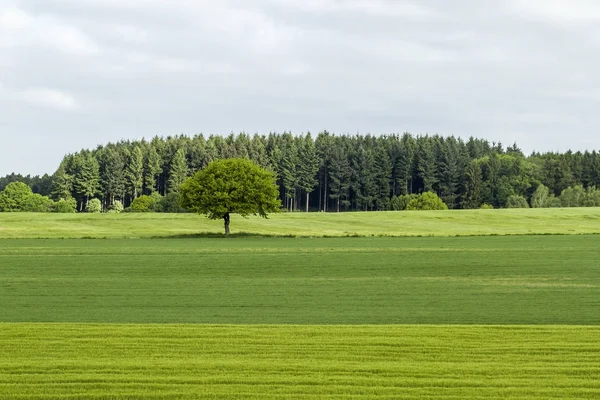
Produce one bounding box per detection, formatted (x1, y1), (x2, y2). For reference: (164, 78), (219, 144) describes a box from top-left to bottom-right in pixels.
(7, 131), (600, 213)
(179, 158), (281, 234)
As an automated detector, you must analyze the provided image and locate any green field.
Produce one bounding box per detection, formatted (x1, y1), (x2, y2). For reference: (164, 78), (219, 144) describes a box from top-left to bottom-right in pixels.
(1, 324), (599, 399)
(1, 236), (599, 324)
(2, 211), (600, 398)
(1, 207), (600, 238)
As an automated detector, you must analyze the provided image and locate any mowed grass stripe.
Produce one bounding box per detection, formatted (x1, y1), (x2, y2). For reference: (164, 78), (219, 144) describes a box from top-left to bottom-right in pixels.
(2, 208), (600, 238)
(1, 324), (599, 399)
(1, 236), (599, 324)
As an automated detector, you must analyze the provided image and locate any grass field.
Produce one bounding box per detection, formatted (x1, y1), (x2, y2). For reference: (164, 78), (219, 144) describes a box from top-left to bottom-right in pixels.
(2, 211), (600, 398)
(1, 324), (599, 399)
(2, 207), (600, 238)
(1, 235), (599, 324)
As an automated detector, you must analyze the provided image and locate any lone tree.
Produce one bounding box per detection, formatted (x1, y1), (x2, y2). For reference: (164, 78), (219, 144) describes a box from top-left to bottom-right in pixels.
(180, 158), (281, 235)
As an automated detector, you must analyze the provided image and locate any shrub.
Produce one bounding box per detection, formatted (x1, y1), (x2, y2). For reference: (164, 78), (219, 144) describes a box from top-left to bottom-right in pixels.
(505, 195), (529, 209)
(159, 192), (187, 213)
(22, 193), (55, 212)
(86, 198), (102, 213)
(584, 186), (600, 207)
(560, 185), (586, 207)
(405, 192), (448, 211)
(130, 195), (156, 212)
(54, 198), (77, 213)
(0, 182), (33, 212)
(480, 203), (494, 209)
(108, 200), (124, 213)
(531, 184), (550, 208)
(388, 194), (418, 211)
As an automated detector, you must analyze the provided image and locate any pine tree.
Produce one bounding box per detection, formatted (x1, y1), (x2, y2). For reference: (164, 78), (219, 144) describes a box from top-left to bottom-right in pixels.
(99, 145), (127, 206)
(328, 145), (352, 212)
(73, 152), (100, 211)
(373, 140), (392, 210)
(297, 133), (320, 212)
(126, 145), (144, 200)
(280, 137), (299, 211)
(143, 145), (162, 194)
(463, 161), (483, 209)
(414, 137), (437, 192)
(51, 160), (74, 201)
(168, 148), (189, 193)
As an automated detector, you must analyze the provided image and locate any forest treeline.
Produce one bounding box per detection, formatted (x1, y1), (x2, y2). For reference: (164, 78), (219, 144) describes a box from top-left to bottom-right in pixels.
(2, 131), (600, 212)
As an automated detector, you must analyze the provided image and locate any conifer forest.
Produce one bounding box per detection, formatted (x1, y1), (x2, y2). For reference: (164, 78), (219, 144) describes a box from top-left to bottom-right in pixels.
(2, 132), (600, 212)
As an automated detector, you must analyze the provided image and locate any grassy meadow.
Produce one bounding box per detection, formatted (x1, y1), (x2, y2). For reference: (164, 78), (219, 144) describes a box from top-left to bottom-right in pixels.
(1, 210), (600, 398)
(1, 324), (599, 399)
(1, 207), (600, 238)
(1, 235), (599, 324)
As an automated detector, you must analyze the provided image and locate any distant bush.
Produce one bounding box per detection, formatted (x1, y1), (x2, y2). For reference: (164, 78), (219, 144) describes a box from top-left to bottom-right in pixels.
(560, 185), (586, 207)
(22, 193), (55, 212)
(159, 192), (187, 213)
(54, 198), (77, 213)
(405, 192), (448, 211)
(129, 195), (156, 212)
(583, 186), (600, 207)
(506, 195), (529, 209)
(86, 198), (102, 213)
(480, 203), (494, 209)
(388, 194), (418, 211)
(108, 200), (124, 213)
(0, 182), (33, 212)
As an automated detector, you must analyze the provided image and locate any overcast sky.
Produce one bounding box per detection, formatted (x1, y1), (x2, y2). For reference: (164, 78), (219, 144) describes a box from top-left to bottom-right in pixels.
(2, 0), (600, 175)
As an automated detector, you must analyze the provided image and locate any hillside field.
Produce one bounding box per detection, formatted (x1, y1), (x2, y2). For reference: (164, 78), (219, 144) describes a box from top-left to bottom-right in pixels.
(1, 207), (600, 238)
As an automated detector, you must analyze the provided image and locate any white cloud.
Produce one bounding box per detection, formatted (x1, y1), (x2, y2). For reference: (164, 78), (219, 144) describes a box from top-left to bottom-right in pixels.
(18, 88), (80, 111)
(508, 0), (600, 24)
(271, 0), (433, 17)
(0, 6), (99, 55)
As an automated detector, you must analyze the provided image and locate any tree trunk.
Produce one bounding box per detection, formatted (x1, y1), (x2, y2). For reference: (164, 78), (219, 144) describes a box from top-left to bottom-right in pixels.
(306, 192), (309, 212)
(224, 213), (230, 236)
(323, 174), (328, 212)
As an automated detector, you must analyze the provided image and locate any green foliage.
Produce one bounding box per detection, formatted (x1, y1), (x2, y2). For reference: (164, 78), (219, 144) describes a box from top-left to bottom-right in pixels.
(129, 195), (156, 212)
(480, 203), (494, 209)
(125, 145), (144, 198)
(583, 186), (600, 207)
(180, 158), (280, 223)
(405, 192), (448, 211)
(531, 184), (551, 208)
(560, 185), (586, 207)
(54, 198), (77, 213)
(20, 131), (600, 213)
(21, 193), (55, 212)
(388, 194), (418, 211)
(168, 148), (189, 193)
(158, 193), (186, 213)
(0, 182), (34, 212)
(108, 200), (124, 213)
(505, 195), (529, 209)
(86, 198), (102, 213)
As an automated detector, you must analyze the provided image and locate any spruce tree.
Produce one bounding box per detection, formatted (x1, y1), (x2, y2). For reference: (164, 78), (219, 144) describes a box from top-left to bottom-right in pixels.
(297, 133), (320, 212)
(126, 145), (144, 199)
(168, 148), (189, 193)
(328, 145), (352, 212)
(143, 145), (162, 194)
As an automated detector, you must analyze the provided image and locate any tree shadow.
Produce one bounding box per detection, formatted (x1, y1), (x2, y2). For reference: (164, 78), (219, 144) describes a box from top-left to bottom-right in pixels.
(150, 231), (299, 239)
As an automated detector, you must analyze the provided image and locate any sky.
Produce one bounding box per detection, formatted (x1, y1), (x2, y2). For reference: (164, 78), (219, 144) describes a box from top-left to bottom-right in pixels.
(2, 0), (600, 176)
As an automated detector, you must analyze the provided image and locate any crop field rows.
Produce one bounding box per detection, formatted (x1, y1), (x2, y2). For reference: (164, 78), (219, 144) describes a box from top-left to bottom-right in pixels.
(2, 325), (600, 399)
(1, 213), (600, 398)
